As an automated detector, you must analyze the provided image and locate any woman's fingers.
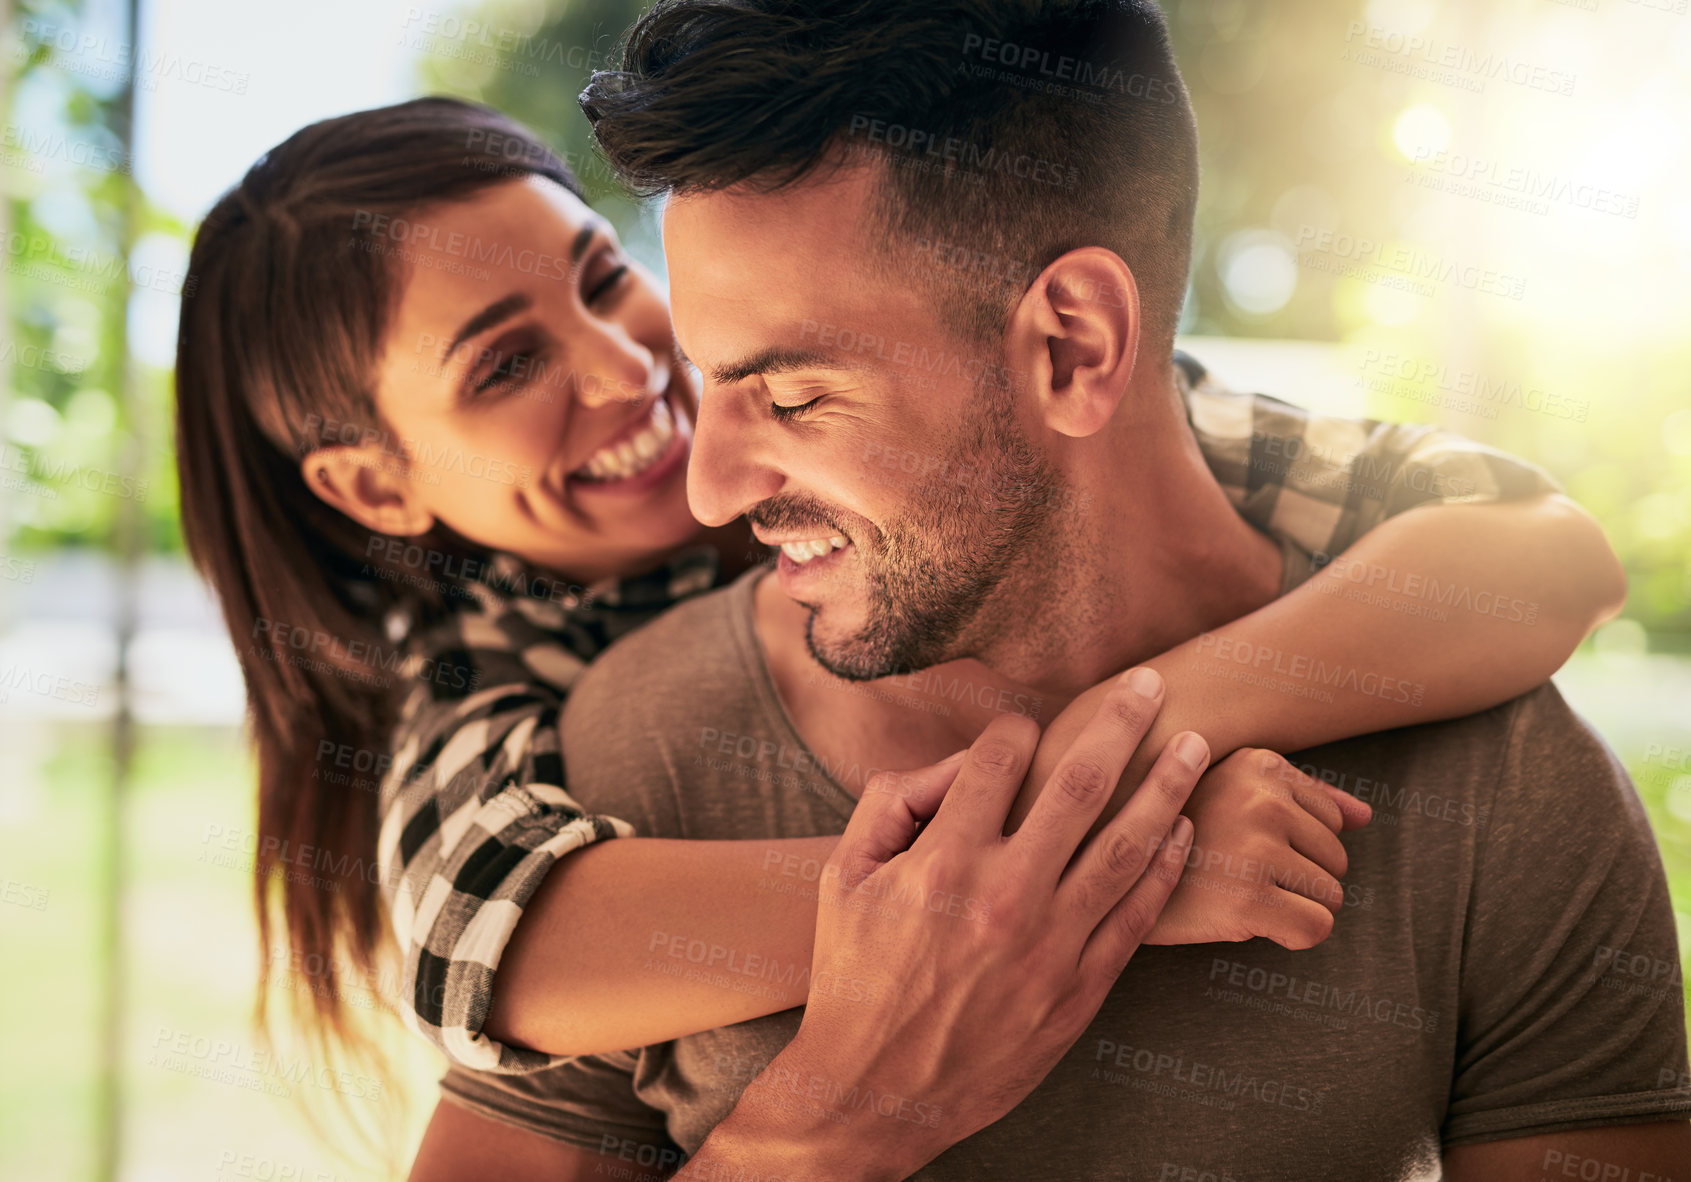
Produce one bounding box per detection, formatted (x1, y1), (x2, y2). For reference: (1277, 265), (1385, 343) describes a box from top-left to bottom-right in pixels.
(1272, 850), (1348, 916)
(885, 749), (970, 825)
(1261, 752), (1371, 833)
(1285, 810), (1350, 883)
(1261, 889), (1339, 951)
(1325, 782), (1374, 830)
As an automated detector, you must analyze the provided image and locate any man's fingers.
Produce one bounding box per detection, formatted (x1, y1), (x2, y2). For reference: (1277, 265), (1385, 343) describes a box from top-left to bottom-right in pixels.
(833, 750), (968, 889)
(1014, 668), (1169, 879)
(916, 714), (1041, 849)
(1079, 815), (1194, 985)
(1058, 729), (1208, 922)
(879, 749), (969, 825)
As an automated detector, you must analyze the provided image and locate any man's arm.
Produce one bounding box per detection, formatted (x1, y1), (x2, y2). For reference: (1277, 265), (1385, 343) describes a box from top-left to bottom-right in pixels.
(1443, 1120), (1691, 1181)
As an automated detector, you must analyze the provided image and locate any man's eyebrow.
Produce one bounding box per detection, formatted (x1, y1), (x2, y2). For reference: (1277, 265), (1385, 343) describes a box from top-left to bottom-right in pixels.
(708, 346), (857, 386)
(442, 293), (532, 362)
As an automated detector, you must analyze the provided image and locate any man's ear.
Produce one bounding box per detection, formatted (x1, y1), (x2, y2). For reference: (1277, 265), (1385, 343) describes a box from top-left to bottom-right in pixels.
(299, 446), (435, 537)
(1005, 247), (1140, 438)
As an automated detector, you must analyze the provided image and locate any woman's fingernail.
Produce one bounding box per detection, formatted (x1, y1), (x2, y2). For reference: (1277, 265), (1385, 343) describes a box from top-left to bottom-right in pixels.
(1126, 667), (1163, 700)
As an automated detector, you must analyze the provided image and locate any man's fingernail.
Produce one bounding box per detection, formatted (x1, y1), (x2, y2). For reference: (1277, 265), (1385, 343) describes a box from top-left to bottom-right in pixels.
(1126, 667), (1163, 700)
(1173, 732), (1209, 769)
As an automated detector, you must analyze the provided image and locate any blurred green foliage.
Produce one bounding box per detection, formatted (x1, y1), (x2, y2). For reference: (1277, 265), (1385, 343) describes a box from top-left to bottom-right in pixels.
(4, 1), (185, 554)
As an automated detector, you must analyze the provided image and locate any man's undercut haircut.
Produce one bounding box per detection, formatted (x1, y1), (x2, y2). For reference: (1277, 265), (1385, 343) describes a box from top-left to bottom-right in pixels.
(581, 0), (1200, 350)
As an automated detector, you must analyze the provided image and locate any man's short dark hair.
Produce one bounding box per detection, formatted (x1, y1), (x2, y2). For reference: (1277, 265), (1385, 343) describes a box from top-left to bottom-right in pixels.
(581, 0), (1200, 350)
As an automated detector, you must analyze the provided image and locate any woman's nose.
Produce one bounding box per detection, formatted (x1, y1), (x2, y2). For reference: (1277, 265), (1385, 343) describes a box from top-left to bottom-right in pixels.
(573, 326), (661, 412)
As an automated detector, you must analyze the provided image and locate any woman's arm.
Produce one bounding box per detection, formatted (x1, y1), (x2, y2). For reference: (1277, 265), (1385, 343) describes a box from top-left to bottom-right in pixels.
(486, 834), (835, 1054)
(489, 494), (1622, 1056)
(473, 378), (1614, 1062)
(1006, 492), (1626, 834)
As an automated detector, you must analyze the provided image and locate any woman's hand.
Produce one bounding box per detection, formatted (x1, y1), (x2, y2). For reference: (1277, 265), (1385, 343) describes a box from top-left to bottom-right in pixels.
(1007, 673), (1373, 952)
(1142, 748), (1371, 949)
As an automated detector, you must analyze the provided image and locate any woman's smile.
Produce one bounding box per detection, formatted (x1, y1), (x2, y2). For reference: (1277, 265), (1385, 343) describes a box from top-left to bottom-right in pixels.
(564, 383), (693, 498)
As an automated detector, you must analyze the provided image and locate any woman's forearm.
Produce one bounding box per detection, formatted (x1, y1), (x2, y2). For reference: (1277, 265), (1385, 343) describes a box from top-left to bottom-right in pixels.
(1152, 492), (1623, 755)
(1008, 493), (1625, 832)
(486, 835), (834, 1056)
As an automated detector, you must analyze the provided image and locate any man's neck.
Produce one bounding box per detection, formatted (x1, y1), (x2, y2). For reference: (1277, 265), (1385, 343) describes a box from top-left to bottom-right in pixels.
(752, 363), (1286, 773)
(957, 364), (1285, 699)
(754, 572), (1038, 778)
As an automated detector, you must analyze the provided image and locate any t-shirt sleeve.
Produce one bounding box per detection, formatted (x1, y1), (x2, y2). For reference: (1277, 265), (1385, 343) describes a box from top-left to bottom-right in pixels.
(1442, 689), (1691, 1146)
(1180, 353), (1562, 562)
(438, 1054), (680, 1161)
(377, 671), (634, 1076)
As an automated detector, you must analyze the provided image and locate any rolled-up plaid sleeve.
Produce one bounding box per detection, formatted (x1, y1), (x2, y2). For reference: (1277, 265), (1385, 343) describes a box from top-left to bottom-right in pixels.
(1177, 351), (1561, 562)
(373, 551), (716, 1074)
(376, 622), (621, 1074)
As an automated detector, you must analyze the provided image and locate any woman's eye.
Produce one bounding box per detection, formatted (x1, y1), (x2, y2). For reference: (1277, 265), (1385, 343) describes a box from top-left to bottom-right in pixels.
(477, 352), (530, 393)
(769, 395), (823, 422)
(584, 254), (629, 306)
(467, 340), (548, 400)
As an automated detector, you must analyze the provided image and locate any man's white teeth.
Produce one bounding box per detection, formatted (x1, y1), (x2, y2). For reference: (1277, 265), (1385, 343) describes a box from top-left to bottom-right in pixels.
(577, 399), (675, 482)
(780, 535), (849, 564)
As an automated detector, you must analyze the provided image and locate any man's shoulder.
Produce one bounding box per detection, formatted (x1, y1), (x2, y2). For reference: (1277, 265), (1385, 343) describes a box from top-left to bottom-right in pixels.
(567, 570), (761, 716)
(1434, 680), (1625, 790)
(1315, 680), (1641, 840)
(558, 570), (772, 812)
(1322, 679), (1610, 768)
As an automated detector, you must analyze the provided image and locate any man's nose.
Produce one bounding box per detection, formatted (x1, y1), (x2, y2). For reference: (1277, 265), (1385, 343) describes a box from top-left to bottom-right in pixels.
(573, 326), (659, 411)
(686, 389), (783, 527)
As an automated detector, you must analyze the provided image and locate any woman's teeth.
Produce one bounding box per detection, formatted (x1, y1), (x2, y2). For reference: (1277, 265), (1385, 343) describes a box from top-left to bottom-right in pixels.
(574, 399), (675, 482)
(780, 535), (850, 564)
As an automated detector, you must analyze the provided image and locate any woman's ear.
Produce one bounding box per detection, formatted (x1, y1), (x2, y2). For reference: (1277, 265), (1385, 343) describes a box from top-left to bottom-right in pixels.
(299, 447), (435, 537)
(1004, 247), (1140, 439)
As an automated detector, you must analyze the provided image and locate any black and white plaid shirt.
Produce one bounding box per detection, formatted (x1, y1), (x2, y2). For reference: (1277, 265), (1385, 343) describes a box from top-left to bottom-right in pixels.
(375, 353), (1559, 1073)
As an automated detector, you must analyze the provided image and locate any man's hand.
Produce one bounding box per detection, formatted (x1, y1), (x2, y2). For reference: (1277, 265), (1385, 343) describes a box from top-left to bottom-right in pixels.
(683, 667), (1203, 1181)
(1143, 747), (1371, 949)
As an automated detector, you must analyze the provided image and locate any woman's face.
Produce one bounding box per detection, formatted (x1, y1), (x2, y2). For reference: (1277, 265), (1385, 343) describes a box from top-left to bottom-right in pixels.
(359, 175), (702, 584)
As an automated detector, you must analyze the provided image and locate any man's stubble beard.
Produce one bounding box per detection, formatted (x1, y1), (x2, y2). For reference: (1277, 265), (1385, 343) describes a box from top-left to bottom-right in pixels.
(807, 384), (1065, 683)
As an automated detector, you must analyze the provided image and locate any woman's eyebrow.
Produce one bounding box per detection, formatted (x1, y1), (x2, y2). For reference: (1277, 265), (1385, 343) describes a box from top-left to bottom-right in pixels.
(570, 221), (598, 264)
(442, 293), (533, 363)
(570, 218), (614, 266)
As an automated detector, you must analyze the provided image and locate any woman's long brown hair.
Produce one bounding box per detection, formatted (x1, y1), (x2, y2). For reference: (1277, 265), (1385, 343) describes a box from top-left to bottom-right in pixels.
(173, 97), (578, 1146)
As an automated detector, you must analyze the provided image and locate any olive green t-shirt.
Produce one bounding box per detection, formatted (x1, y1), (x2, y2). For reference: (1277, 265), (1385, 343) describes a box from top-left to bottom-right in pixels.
(442, 565), (1691, 1180)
